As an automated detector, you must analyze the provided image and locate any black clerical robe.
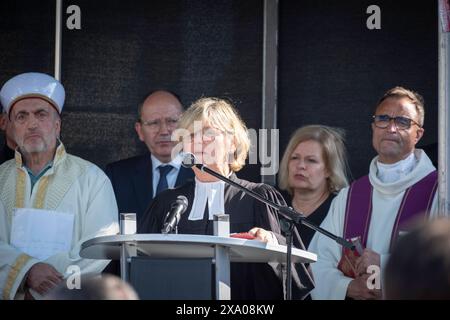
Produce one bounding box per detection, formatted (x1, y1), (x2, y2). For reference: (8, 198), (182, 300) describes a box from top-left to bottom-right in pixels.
(138, 173), (314, 300)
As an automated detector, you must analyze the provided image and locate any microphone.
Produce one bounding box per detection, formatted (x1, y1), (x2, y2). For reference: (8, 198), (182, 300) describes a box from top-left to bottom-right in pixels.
(181, 152), (209, 172)
(161, 195), (189, 234)
(181, 152), (200, 169)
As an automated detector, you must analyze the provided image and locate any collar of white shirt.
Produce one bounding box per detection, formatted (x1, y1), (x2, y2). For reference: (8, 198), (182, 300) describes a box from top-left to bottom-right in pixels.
(376, 152), (417, 183)
(151, 154), (182, 172)
(188, 168), (238, 222)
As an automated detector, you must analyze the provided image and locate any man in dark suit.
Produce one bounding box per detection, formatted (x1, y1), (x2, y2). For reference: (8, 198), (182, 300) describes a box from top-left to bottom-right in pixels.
(105, 90), (194, 222)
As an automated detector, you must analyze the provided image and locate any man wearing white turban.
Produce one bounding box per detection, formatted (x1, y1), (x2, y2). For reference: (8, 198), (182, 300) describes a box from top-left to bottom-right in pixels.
(0, 72), (119, 300)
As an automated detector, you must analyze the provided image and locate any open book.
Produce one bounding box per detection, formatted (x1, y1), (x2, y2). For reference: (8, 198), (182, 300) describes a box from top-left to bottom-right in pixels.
(337, 237), (364, 278)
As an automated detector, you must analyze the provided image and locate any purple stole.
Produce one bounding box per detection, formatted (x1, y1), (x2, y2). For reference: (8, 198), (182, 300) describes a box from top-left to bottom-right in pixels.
(343, 170), (437, 252)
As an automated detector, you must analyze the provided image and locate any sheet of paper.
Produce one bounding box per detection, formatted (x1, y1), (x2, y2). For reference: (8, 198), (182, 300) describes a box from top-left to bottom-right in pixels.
(10, 208), (74, 261)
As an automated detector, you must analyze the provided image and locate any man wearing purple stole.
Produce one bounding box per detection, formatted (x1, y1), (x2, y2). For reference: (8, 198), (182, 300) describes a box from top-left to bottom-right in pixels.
(309, 87), (440, 300)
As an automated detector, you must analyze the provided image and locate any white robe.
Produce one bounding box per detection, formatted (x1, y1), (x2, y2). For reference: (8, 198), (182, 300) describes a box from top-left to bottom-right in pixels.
(0, 144), (119, 300)
(308, 149), (440, 300)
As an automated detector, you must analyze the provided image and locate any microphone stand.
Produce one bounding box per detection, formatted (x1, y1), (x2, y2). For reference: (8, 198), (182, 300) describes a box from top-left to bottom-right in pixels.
(187, 161), (354, 300)
(284, 220), (295, 300)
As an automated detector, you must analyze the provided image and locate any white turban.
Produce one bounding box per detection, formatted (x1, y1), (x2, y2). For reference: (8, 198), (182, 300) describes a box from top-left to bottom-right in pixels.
(0, 72), (65, 114)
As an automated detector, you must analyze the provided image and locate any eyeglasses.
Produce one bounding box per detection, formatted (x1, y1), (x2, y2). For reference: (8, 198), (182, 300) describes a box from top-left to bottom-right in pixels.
(189, 127), (233, 142)
(372, 114), (421, 130)
(140, 117), (179, 131)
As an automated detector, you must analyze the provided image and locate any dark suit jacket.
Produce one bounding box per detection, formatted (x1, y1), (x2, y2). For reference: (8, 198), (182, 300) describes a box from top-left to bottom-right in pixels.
(0, 143), (14, 165)
(105, 153), (195, 222)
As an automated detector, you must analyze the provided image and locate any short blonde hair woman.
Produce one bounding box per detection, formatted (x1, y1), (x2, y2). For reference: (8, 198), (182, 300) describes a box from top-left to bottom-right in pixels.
(139, 97), (314, 300)
(177, 97), (250, 173)
(278, 125), (350, 248)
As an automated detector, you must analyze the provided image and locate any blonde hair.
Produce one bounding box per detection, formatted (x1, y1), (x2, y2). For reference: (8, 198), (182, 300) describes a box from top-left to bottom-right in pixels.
(177, 97), (250, 172)
(278, 125), (349, 195)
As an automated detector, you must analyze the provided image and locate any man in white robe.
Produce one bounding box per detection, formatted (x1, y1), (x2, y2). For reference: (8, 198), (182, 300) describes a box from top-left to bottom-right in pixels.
(309, 86), (440, 300)
(0, 73), (119, 300)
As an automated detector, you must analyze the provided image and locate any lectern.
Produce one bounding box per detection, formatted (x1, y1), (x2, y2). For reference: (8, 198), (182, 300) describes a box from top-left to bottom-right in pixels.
(80, 233), (317, 300)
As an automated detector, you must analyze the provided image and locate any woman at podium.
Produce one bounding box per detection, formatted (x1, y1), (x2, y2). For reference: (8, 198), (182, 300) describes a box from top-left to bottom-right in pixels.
(138, 97), (313, 300)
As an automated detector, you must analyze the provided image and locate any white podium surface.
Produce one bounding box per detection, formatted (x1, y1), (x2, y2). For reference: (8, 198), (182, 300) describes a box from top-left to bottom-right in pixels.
(80, 234), (317, 264)
(81, 234), (317, 300)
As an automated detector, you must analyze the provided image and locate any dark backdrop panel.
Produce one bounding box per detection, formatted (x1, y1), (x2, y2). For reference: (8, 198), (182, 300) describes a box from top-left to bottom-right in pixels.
(279, 0), (438, 180)
(61, 0), (263, 182)
(1, 1), (438, 184)
(0, 0), (54, 142)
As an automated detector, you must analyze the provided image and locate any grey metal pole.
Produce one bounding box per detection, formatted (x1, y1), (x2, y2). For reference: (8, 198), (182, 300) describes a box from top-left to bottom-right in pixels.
(213, 214), (231, 300)
(54, 0), (63, 81)
(119, 213), (137, 282)
(261, 0), (278, 185)
(438, 0), (450, 215)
